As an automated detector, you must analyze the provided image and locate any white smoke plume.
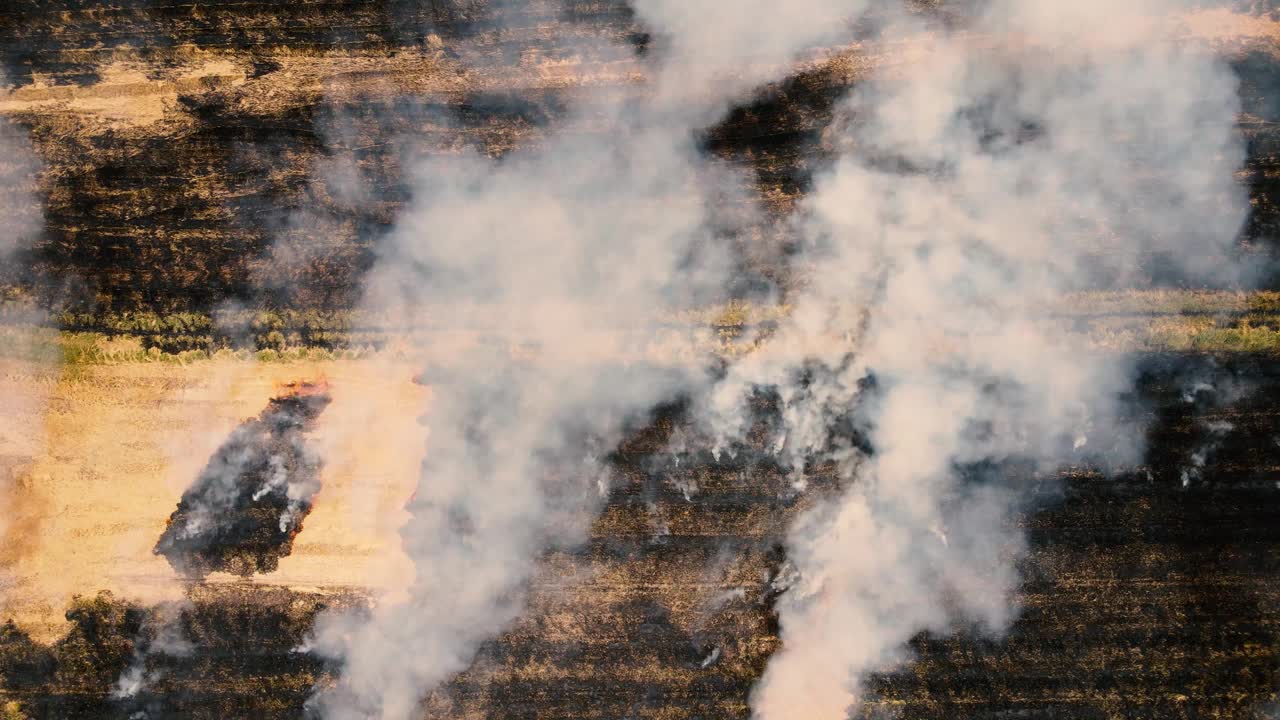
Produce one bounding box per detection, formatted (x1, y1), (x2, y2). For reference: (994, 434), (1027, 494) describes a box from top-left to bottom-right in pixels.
(302, 2), (876, 718)
(302, 138), (724, 718)
(299, 1), (1250, 719)
(1176, 372), (1250, 488)
(695, 2), (1251, 719)
(111, 600), (194, 701)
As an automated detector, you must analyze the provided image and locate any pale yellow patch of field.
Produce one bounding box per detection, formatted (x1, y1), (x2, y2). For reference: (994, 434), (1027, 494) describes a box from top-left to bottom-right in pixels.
(0, 58), (247, 129)
(0, 355), (425, 642)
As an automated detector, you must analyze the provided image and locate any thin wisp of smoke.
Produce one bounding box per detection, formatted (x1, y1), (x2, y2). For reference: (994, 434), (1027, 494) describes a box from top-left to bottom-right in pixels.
(0, 74), (49, 589)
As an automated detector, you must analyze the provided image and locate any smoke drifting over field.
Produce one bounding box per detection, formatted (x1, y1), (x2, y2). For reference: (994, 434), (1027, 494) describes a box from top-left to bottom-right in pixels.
(724, 17), (1244, 720)
(300, 1), (1249, 719)
(707, 3), (1249, 718)
(0, 76), (41, 272)
(303, 3), (875, 717)
(0, 73), (47, 587)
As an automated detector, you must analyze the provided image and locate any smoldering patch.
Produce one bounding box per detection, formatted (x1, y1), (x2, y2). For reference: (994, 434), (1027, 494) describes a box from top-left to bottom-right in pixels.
(154, 380), (332, 579)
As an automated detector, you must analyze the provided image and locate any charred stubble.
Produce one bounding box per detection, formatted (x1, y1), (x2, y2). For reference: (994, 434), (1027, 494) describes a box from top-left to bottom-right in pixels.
(154, 382), (332, 580)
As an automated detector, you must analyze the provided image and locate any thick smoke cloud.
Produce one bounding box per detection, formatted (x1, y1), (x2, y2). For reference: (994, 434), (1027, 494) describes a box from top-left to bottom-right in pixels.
(111, 600), (194, 701)
(303, 138), (725, 718)
(300, 1), (1249, 719)
(698, 3), (1250, 718)
(634, 0), (858, 116)
(303, 2), (871, 717)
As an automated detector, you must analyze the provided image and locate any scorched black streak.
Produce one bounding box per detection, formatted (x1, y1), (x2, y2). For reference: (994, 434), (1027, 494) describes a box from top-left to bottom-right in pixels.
(154, 381), (332, 579)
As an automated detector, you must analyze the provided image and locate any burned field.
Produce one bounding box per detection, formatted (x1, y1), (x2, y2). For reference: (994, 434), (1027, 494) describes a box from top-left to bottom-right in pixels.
(154, 381), (332, 580)
(0, 354), (1272, 718)
(0, 0), (1278, 718)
